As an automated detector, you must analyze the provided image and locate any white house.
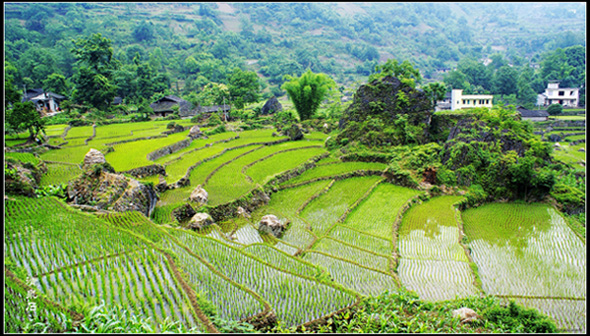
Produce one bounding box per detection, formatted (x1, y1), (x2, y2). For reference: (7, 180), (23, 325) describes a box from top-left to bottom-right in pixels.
(537, 81), (579, 107)
(451, 89), (494, 111)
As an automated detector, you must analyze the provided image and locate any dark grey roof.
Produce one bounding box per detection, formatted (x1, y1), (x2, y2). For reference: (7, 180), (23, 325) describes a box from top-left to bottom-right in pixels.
(21, 88), (44, 102)
(517, 107), (549, 118)
(23, 89), (65, 102)
(150, 95), (197, 116)
(198, 105), (231, 113)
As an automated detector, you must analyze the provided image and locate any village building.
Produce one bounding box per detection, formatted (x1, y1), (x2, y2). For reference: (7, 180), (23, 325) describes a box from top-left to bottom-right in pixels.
(537, 81), (579, 107)
(21, 88), (65, 116)
(149, 95), (231, 118)
(451, 89), (493, 111)
(516, 106), (549, 122)
(435, 92), (452, 111)
(149, 95), (196, 118)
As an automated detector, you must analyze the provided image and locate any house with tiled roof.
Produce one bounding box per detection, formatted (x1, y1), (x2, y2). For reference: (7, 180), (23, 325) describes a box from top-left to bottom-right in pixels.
(21, 88), (66, 116)
(516, 106), (549, 122)
(149, 95), (196, 117)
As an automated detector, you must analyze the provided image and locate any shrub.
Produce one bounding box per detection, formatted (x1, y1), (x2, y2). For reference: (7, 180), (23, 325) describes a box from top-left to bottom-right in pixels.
(206, 125), (226, 135)
(546, 104), (563, 116)
(207, 113), (223, 126)
(483, 301), (557, 333)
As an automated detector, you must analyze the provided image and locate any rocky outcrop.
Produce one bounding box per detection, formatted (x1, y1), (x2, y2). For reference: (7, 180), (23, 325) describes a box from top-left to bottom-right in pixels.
(5, 161), (39, 197)
(337, 75), (434, 146)
(188, 212), (214, 230)
(146, 139), (192, 161)
(172, 203), (196, 223)
(188, 125), (205, 139)
(258, 214), (287, 238)
(237, 206), (251, 219)
(261, 96), (283, 115)
(83, 148), (106, 169)
(123, 164), (166, 179)
(282, 124), (304, 141)
(441, 118), (529, 168)
(452, 307), (478, 323)
(155, 175), (168, 193)
(189, 185), (208, 205)
(67, 158), (158, 216)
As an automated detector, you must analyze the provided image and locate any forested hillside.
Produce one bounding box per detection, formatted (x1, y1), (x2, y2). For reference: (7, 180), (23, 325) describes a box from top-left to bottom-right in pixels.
(4, 2), (586, 104)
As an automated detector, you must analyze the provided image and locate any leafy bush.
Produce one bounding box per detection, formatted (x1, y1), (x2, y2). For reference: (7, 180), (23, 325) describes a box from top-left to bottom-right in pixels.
(207, 113), (223, 126)
(68, 118), (92, 126)
(206, 125), (226, 135)
(483, 301), (557, 333)
(550, 183), (585, 212)
(546, 104), (563, 116)
(35, 183), (67, 198)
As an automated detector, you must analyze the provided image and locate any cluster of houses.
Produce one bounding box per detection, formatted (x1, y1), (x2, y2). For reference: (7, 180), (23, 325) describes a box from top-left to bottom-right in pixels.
(22, 81), (581, 123)
(20, 89), (231, 119)
(435, 81), (581, 122)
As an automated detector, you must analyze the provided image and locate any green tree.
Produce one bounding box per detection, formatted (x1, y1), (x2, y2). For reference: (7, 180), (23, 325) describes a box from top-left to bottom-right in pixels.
(71, 33), (118, 110)
(228, 68), (260, 105)
(457, 57), (492, 90)
(4, 61), (21, 108)
(492, 66), (518, 95)
(369, 59), (422, 88)
(443, 70), (471, 92)
(421, 82), (447, 109)
(281, 69), (336, 121)
(133, 20), (155, 42)
(6, 101), (46, 140)
(42, 73), (70, 96)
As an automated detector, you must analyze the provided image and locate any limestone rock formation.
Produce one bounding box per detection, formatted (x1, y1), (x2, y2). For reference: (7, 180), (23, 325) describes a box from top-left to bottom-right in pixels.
(172, 203), (196, 223)
(237, 206), (251, 219)
(155, 175), (168, 193)
(67, 165), (157, 217)
(337, 75), (434, 146)
(189, 185), (208, 204)
(283, 124), (304, 141)
(452, 307), (478, 323)
(258, 214), (287, 238)
(83, 148), (106, 168)
(4, 160), (41, 197)
(261, 96), (283, 115)
(441, 118), (530, 168)
(188, 212), (214, 230)
(188, 125), (205, 139)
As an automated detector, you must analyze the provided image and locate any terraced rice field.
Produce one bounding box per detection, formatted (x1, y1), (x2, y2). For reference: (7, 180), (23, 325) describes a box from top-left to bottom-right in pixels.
(5, 123), (586, 332)
(281, 161), (387, 187)
(397, 196), (479, 302)
(462, 203), (586, 331)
